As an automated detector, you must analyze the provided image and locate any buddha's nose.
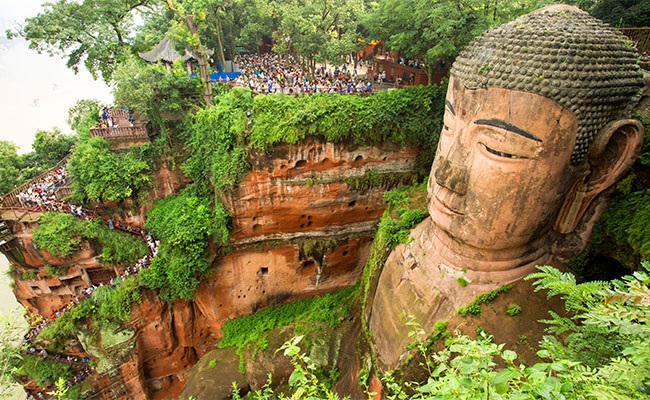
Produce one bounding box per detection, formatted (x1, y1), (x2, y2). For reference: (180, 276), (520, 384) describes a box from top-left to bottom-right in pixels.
(434, 148), (468, 196)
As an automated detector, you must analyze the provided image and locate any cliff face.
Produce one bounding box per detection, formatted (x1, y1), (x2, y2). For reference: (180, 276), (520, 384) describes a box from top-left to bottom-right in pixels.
(5, 137), (419, 399)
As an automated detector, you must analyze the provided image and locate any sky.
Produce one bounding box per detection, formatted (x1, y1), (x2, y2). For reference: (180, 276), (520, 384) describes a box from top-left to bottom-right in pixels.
(0, 0), (113, 154)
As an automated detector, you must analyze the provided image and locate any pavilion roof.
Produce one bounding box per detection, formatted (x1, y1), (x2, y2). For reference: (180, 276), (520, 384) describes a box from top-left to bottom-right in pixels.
(139, 36), (212, 63)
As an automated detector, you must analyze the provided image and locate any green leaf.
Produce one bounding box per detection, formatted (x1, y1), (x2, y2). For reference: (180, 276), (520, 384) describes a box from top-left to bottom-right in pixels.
(492, 368), (518, 385)
(502, 350), (517, 362)
(288, 368), (305, 386)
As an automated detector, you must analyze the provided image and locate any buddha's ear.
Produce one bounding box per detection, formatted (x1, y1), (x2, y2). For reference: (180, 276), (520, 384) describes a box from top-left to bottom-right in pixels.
(555, 119), (644, 234)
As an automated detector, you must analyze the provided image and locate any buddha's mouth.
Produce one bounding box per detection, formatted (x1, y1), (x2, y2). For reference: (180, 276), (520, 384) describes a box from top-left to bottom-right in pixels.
(432, 186), (464, 216)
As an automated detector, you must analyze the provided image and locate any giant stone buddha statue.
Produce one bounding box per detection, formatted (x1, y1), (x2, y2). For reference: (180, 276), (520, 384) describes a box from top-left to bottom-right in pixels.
(368, 5), (646, 368)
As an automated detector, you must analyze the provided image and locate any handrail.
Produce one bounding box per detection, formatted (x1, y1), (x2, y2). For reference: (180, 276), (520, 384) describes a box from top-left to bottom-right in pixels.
(89, 125), (149, 139)
(0, 154), (71, 208)
(618, 27), (650, 55)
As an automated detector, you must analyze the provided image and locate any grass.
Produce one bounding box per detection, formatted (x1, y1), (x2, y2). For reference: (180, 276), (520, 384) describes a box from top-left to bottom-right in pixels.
(218, 284), (358, 374)
(458, 285), (513, 316)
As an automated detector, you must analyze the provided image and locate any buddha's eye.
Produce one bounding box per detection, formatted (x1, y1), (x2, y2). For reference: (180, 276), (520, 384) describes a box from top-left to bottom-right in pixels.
(443, 124), (451, 132)
(479, 143), (527, 159)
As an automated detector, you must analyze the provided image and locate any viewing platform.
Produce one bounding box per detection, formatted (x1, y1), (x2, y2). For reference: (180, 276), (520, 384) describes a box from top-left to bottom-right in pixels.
(90, 106), (151, 148)
(89, 125), (149, 139)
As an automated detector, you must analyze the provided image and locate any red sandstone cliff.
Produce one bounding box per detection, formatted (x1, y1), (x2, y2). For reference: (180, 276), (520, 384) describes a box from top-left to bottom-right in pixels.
(3, 137), (419, 399)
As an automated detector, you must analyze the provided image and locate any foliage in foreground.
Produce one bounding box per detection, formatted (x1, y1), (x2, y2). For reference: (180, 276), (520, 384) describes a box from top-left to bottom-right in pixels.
(0, 309), (26, 400)
(32, 212), (147, 264)
(226, 263), (650, 400)
(139, 188), (228, 301)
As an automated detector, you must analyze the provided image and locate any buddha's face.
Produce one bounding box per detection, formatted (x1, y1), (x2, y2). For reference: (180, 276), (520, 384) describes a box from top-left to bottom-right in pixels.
(428, 76), (579, 251)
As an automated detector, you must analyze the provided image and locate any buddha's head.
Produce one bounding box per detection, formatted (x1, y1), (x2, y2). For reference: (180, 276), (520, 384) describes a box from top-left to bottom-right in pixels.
(427, 5), (645, 260)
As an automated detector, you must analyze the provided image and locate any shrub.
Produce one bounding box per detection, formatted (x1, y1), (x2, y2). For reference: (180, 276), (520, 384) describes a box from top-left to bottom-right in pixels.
(68, 137), (152, 203)
(140, 188), (229, 300)
(456, 277), (468, 287)
(248, 85), (445, 176)
(32, 212), (147, 264)
(38, 276), (141, 344)
(218, 285), (357, 372)
(18, 354), (73, 387)
(182, 88), (252, 196)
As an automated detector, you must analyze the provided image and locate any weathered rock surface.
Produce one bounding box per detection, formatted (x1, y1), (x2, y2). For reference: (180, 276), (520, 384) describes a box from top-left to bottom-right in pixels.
(4, 137), (419, 399)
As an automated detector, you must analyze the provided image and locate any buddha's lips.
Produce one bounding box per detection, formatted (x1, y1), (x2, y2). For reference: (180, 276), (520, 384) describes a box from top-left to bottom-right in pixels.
(432, 188), (463, 216)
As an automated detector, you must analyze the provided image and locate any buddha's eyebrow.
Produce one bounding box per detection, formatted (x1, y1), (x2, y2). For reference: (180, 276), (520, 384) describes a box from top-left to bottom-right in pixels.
(475, 118), (543, 143)
(445, 100), (456, 116)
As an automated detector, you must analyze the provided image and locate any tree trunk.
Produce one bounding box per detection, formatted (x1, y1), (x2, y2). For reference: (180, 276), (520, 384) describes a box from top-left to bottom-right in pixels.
(215, 14), (228, 73)
(427, 65), (434, 86)
(185, 15), (213, 105)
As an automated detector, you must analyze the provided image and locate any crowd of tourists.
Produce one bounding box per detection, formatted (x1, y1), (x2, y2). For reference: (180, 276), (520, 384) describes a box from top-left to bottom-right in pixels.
(15, 166), (67, 208)
(224, 53), (375, 94)
(4, 159), (160, 399)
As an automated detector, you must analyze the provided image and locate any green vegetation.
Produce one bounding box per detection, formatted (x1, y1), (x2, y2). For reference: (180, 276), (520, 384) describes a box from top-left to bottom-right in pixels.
(113, 58), (203, 142)
(32, 212), (147, 264)
(68, 137), (152, 203)
(249, 86), (445, 176)
(506, 303), (521, 316)
(572, 112), (650, 274)
(21, 271), (36, 280)
(181, 87), (252, 196)
(218, 285), (357, 374)
(456, 277), (468, 287)
(17, 354), (73, 388)
(38, 276), (141, 345)
(240, 264), (650, 399)
(360, 182), (429, 340)
(458, 285), (513, 316)
(139, 188), (228, 301)
(44, 264), (66, 278)
(0, 309), (26, 399)
(0, 129), (75, 195)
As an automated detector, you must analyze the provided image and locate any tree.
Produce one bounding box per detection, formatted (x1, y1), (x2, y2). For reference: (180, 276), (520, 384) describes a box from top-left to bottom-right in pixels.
(0, 142), (22, 196)
(67, 99), (103, 137)
(589, 0), (650, 28)
(0, 309), (27, 400)
(273, 0), (367, 79)
(31, 129), (76, 167)
(68, 137), (151, 203)
(164, 0), (217, 104)
(6, 0), (156, 82)
(112, 56), (203, 145)
(364, 0), (548, 84)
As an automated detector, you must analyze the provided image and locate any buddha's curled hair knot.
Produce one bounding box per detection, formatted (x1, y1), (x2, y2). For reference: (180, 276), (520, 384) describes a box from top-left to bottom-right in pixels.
(451, 7), (644, 165)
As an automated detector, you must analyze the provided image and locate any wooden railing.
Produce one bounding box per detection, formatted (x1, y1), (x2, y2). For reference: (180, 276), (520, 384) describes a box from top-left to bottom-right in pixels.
(89, 125), (149, 139)
(110, 108), (130, 121)
(619, 27), (650, 55)
(0, 154), (71, 208)
(54, 186), (72, 199)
